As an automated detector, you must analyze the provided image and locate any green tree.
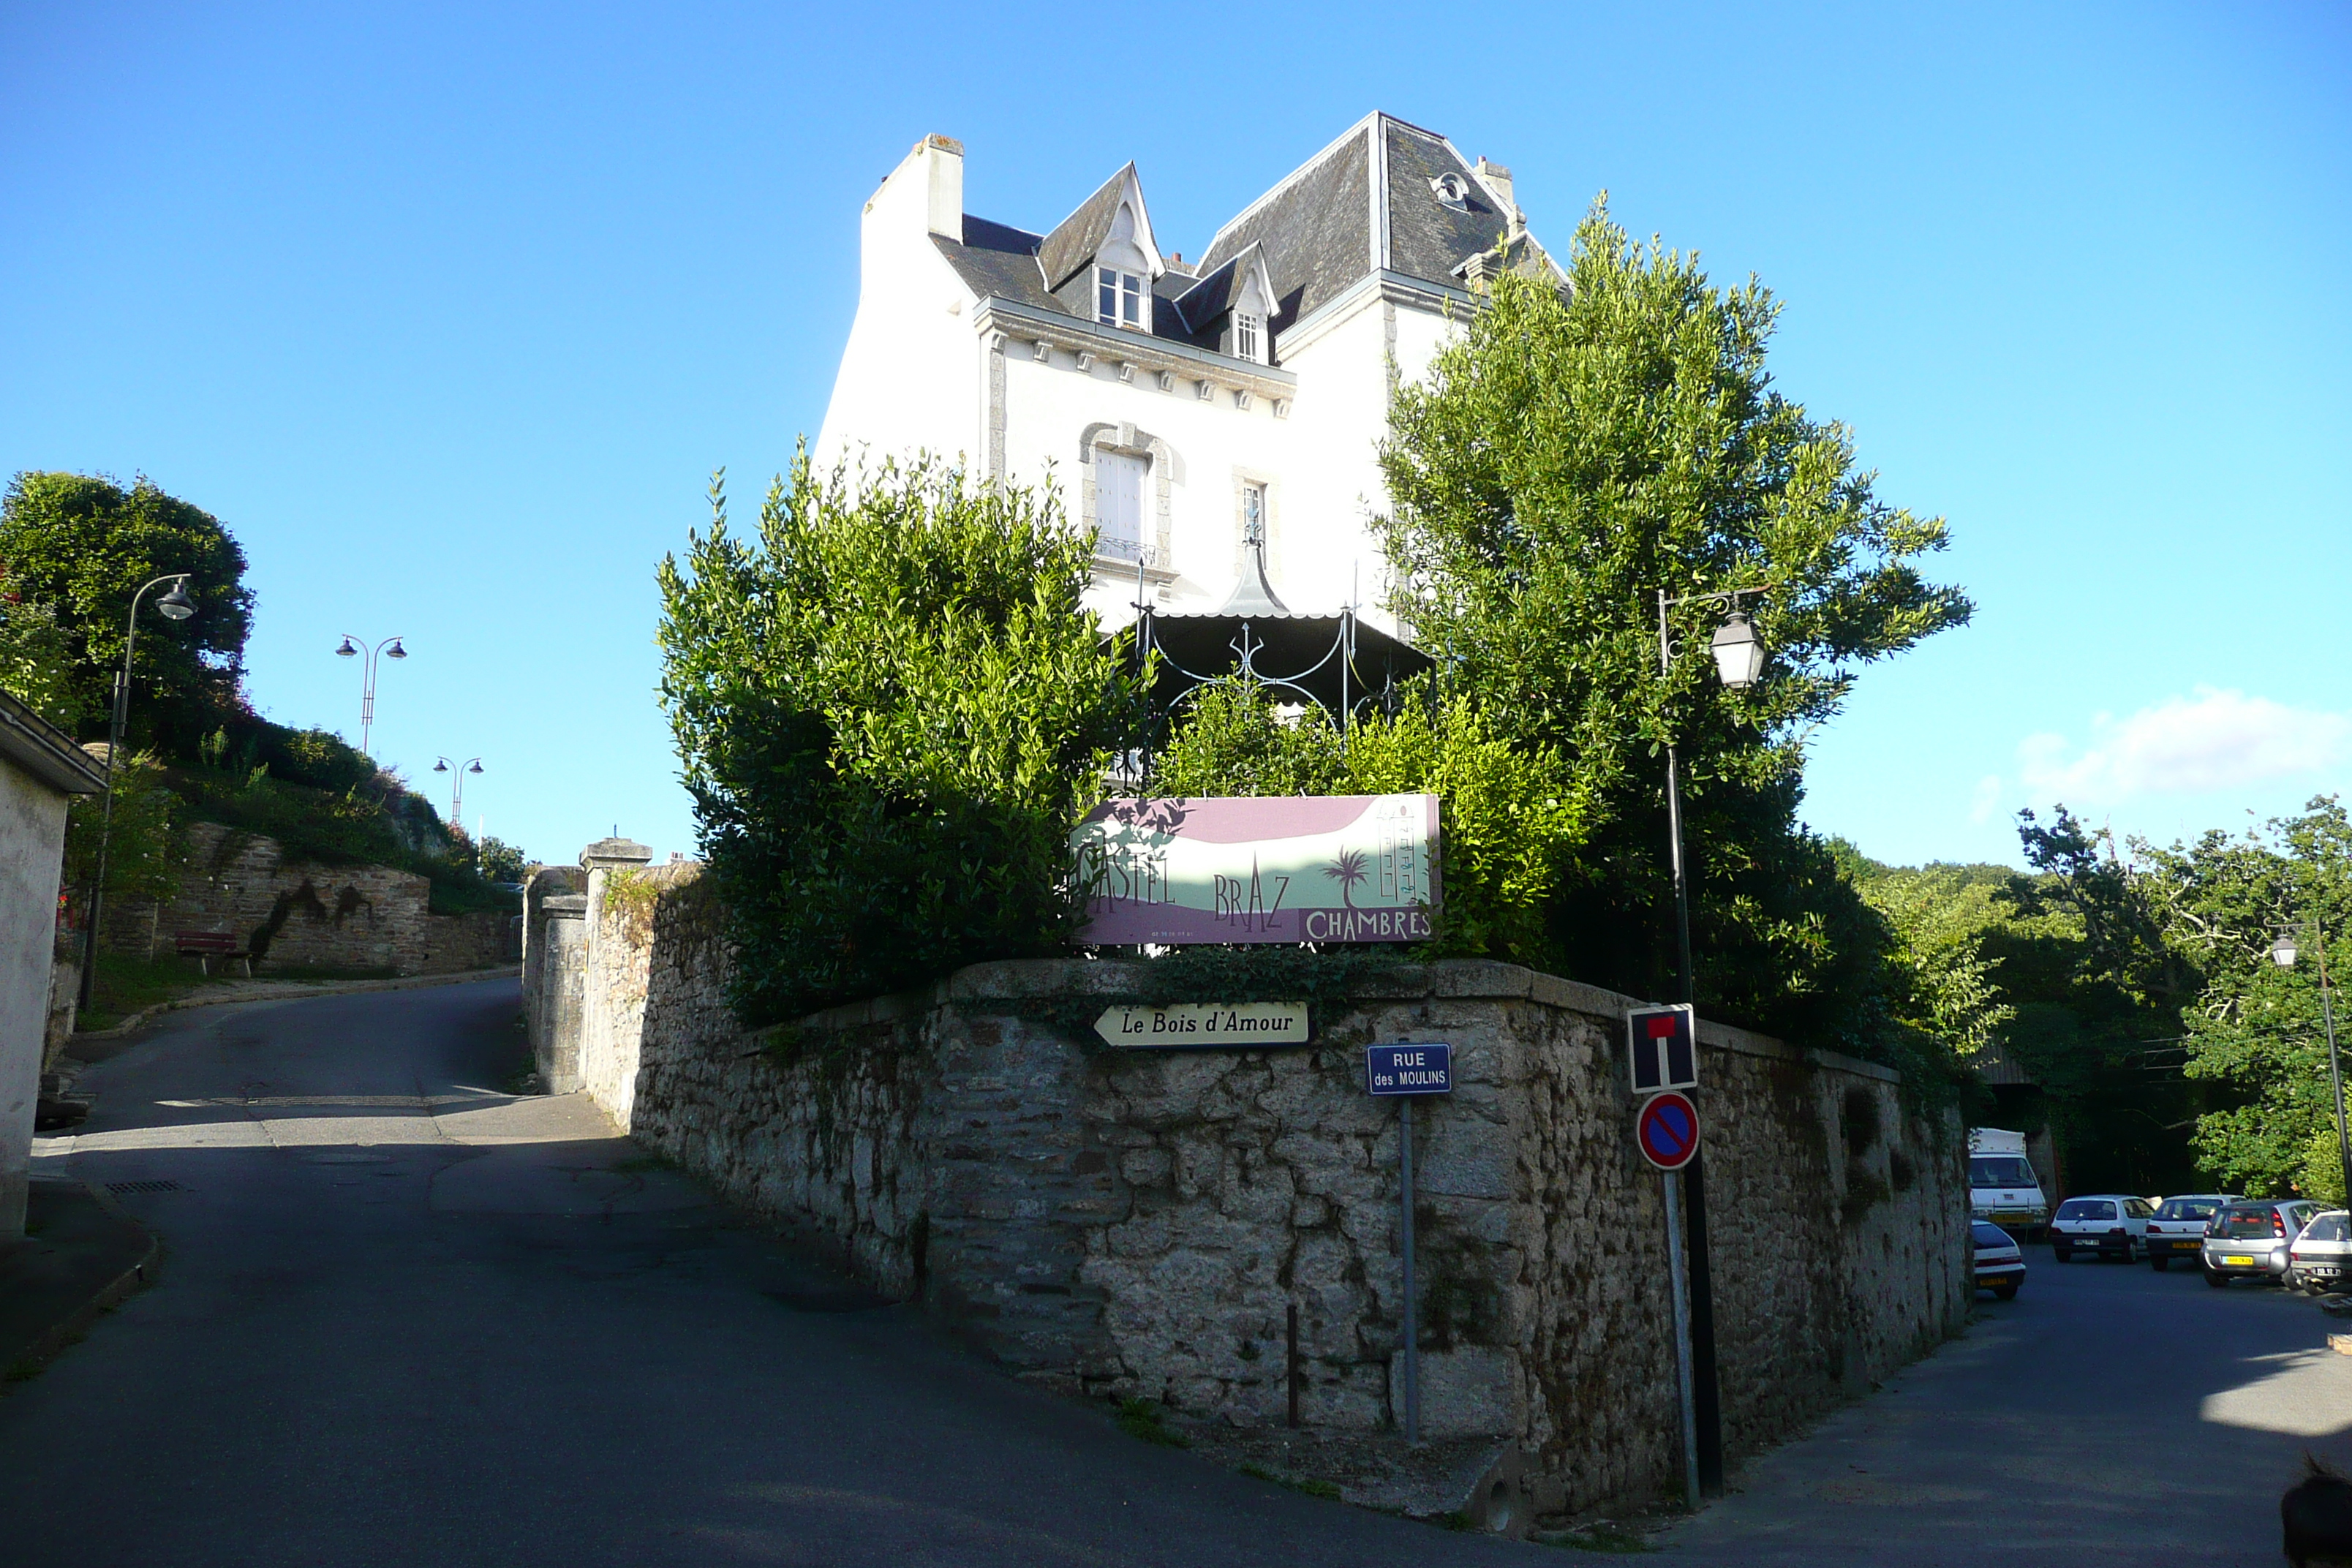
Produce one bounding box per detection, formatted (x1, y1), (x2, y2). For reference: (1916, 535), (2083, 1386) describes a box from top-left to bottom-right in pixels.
(1373, 203), (1970, 1048)
(2168, 800), (2352, 1199)
(0, 596), (89, 731)
(0, 472), (254, 754)
(1837, 850), (2016, 1063)
(657, 454), (1142, 1024)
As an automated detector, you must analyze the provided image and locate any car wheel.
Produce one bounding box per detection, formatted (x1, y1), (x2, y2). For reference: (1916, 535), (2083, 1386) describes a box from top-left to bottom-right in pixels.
(2152, 1255), (2170, 1272)
(2205, 1267), (2229, 1289)
(2054, 1243), (2074, 1262)
(1993, 1284), (2019, 1300)
(2283, 1268), (2304, 1293)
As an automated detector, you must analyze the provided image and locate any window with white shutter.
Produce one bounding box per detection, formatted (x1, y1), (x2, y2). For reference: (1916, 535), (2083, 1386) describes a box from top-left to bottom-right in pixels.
(1097, 450), (1147, 558)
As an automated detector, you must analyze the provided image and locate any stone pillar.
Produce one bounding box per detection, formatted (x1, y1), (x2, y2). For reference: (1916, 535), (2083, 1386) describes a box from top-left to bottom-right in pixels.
(535, 894), (587, 1093)
(575, 836), (653, 1128)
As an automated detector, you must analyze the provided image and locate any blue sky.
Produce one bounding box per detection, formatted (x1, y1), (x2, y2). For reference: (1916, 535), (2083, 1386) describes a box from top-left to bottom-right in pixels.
(3, 2), (2345, 870)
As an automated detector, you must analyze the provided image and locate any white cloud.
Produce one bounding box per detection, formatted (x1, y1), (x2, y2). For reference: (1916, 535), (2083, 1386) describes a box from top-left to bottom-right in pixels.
(1967, 774), (2003, 824)
(2019, 686), (2351, 802)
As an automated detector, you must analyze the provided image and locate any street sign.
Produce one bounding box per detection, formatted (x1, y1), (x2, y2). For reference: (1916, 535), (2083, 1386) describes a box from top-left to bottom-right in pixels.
(1627, 1004), (1697, 1094)
(1094, 1001), (1309, 1049)
(1637, 1090), (1701, 1171)
(1365, 1043), (1452, 1096)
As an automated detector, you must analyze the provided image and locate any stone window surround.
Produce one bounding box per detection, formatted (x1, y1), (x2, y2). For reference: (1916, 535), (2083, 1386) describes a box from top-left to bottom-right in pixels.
(1079, 421), (1182, 581)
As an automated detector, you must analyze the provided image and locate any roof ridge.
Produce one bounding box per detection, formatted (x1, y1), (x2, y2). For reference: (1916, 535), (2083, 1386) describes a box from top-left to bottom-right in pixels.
(1205, 111), (1386, 250)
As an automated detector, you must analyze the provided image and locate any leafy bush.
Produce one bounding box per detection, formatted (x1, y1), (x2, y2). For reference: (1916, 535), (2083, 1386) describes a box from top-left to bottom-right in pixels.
(658, 454), (1141, 1025)
(1155, 680), (1586, 966)
(62, 749), (181, 907)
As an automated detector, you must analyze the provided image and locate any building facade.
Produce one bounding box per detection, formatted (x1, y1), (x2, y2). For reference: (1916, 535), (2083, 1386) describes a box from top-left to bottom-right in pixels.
(0, 691), (104, 1237)
(814, 113), (1557, 628)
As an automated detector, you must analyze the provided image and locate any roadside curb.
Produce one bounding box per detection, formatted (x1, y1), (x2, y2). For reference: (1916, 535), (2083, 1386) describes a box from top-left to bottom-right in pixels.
(72, 965), (521, 1041)
(1, 1182), (158, 1379)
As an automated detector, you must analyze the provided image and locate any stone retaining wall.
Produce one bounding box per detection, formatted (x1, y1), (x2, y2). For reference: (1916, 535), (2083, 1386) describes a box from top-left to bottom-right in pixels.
(529, 859), (1970, 1518)
(108, 821), (512, 976)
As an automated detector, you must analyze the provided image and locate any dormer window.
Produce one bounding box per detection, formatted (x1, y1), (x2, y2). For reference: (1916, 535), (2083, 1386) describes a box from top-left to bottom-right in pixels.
(1431, 172), (1470, 210)
(1098, 266), (1144, 328)
(1234, 311), (1263, 364)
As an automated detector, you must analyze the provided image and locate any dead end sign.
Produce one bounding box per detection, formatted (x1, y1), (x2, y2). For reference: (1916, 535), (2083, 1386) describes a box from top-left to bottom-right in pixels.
(1637, 1090), (1700, 1171)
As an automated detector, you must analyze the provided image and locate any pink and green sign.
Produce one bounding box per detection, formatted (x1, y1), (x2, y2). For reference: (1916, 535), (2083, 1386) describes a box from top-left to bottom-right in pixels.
(1071, 794), (1441, 945)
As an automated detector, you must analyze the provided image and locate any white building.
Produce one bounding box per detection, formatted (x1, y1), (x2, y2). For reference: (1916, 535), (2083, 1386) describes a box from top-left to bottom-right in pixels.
(814, 113), (1557, 628)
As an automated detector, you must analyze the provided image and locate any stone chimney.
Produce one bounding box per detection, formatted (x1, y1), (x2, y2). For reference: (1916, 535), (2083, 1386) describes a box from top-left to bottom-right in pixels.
(1474, 157), (1520, 232)
(864, 132), (964, 246)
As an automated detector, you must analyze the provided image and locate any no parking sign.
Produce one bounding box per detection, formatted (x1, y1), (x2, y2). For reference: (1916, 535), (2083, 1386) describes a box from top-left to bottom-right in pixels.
(1637, 1090), (1700, 1172)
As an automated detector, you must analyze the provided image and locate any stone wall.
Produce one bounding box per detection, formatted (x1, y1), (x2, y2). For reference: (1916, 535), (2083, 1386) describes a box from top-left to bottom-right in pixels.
(110, 821), (512, 976)
(535, 859), (1971, 1518)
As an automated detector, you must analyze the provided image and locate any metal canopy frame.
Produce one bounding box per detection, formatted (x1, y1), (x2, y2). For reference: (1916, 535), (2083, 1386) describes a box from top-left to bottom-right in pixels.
(1120, 526), (1433, 763)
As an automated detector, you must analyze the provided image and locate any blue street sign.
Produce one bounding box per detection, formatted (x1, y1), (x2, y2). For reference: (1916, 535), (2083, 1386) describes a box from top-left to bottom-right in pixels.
(1366, 1043), (1452, 1096)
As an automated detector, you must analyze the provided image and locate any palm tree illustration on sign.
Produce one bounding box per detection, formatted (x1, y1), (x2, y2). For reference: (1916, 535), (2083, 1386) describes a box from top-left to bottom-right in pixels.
(1323, 847), (1368, 909)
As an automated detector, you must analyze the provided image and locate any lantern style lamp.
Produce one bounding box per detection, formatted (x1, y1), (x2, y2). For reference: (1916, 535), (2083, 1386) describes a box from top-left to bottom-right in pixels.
(2274, 931), (2302, 968)
(1709, 611), (1765, 690)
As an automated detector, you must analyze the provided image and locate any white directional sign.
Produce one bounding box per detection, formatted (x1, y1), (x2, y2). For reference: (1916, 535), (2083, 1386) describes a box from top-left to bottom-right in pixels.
(1094, 1001), (1310, 1049)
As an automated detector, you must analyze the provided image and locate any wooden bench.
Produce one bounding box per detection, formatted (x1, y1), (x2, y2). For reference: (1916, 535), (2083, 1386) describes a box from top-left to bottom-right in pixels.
(174, 930), (252, 979)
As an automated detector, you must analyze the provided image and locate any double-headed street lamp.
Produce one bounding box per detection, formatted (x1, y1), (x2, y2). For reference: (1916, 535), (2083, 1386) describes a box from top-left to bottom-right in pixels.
(434, 755), (483, 831)
(334, 634), (407, 759)
(78, 573), (199, 1009)
(1652, 584), (1770, 1504)
(2269, 924), (2351, 1206)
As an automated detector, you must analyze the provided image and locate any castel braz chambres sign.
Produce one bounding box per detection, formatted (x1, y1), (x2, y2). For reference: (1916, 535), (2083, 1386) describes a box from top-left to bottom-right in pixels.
(1070, 795), (1440, 946)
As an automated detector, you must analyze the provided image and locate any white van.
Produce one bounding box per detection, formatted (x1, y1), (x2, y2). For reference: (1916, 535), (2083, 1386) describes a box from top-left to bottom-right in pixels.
(1969, 1128), (2050, 1239)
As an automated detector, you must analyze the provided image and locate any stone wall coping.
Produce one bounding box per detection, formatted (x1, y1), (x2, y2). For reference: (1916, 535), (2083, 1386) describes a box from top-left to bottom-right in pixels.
(542, 894), (589, 916)
(772, 956), (1903, 1084)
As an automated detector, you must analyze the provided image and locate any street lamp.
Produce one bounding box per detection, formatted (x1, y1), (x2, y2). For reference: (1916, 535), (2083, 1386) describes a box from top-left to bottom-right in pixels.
(1651, 582), (1772, 1504)
(433, 755), (483, 830)
(77, 573), (198, 1010)
(335, 634), (407, 759)
(2270, 924), (2350, 1206)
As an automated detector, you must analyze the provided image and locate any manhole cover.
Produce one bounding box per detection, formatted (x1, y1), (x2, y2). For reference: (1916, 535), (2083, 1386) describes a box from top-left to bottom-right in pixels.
(107, 1180), (183, 1194)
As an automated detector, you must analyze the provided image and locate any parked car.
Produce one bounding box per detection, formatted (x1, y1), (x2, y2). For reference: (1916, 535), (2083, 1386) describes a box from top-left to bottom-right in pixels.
(2287, 1210), (2352, 1294)
(2144, 1193), (2237, 1270)
(1972, 1221), (2026, 1299)
(2049, 1194), (2154, 1262)
(2202, 1199), (2322, 1286)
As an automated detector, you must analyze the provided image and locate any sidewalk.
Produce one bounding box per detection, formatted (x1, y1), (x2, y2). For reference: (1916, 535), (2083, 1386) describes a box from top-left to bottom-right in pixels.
(0, 1177), (154, 1377)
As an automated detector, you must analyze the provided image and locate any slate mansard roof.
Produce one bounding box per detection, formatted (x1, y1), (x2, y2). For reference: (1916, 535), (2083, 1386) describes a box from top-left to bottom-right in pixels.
(927, 112), (1551, 361)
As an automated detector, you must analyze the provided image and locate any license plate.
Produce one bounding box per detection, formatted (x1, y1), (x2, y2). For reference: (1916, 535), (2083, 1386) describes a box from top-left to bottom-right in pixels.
(2222, 1255), (2255, 1267)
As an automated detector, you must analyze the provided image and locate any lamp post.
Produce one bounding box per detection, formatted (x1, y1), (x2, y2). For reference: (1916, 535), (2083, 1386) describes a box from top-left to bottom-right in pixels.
(1653, 584), (1770, 1499)
(77, 573), (198, 1010)
(433, 756), (483, 832)
(2270, 924), (2351, 1205)
(334, 634), (407, 758)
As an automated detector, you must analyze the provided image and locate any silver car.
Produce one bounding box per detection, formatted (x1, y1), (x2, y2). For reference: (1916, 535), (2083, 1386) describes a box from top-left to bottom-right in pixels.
(2287, 1210), (2351, 1294)
(2203, 1199), (2321, 1286)
(1972, 1221), (2025, 1300)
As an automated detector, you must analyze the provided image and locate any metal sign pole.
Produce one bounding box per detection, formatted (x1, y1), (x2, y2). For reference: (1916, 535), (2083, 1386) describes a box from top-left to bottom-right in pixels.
(1663, 1168), (1700, 1511)
(1401, 1093), (1419, 1447)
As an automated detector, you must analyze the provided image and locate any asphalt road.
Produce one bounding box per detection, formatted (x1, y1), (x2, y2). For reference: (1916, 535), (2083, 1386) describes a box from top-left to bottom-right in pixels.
(12, 977), (2350, 1566)
(5, 978), (1542, 1567)
(1664, 1214), (2352, 1565)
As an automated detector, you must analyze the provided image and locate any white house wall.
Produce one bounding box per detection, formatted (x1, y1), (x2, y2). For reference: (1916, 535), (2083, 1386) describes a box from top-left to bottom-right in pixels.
(813, 145), (981, 481)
